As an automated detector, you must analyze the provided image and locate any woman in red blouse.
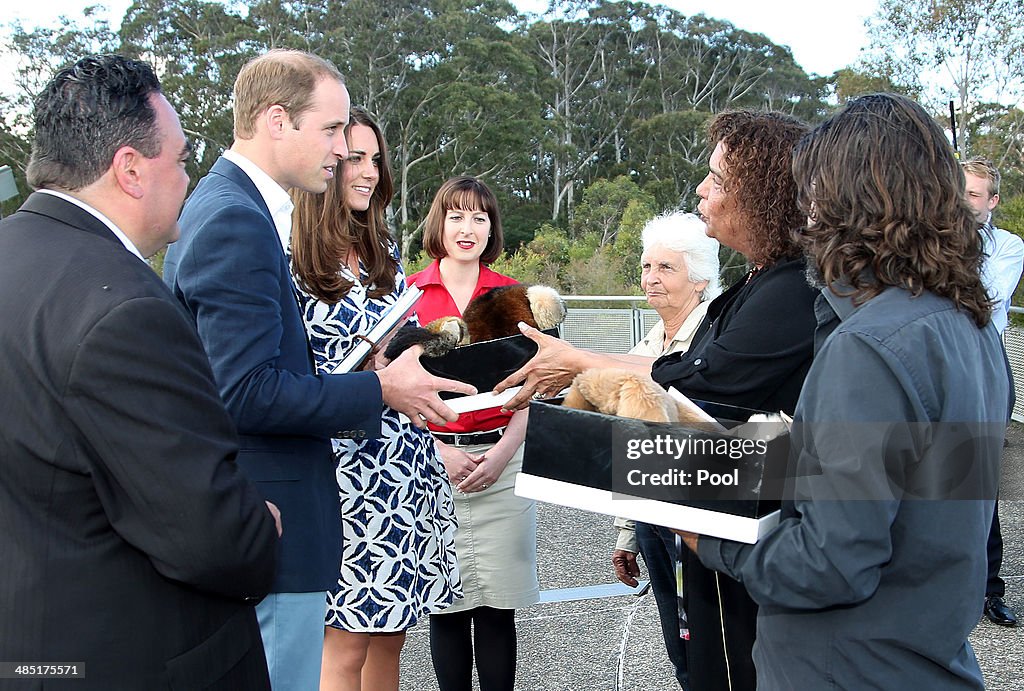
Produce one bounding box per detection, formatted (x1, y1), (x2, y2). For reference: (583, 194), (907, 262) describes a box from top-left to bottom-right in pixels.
(407, 177), (539, 691)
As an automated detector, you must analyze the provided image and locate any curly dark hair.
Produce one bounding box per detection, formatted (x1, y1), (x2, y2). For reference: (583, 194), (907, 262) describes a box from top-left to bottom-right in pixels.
(708, 111), (810, 266)
(792, 92), (991, 328)
(291, 106), (398, 303)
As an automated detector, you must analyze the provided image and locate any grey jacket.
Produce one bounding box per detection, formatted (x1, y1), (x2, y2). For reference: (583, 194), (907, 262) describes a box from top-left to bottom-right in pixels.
(699, 285), (1010, 690)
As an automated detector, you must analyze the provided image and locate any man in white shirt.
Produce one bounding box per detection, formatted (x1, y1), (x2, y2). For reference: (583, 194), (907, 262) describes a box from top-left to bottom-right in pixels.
(163, 49), (472, 688)
(963, 157), (1022, 627)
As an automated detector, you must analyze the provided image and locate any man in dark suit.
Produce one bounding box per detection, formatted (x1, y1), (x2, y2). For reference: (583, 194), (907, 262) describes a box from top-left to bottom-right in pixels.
(162, 49), (472, 689)
(0, 55), (279, 689)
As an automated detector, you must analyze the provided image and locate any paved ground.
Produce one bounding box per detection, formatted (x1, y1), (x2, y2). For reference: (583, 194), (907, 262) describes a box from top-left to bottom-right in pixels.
(399, 423), (1024, 690)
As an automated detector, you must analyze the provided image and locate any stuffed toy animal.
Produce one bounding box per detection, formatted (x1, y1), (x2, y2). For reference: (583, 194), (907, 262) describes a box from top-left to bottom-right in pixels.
(382, 284), (566, 361)
(562, 368), (723, 431)
(461, 285), (565, 343)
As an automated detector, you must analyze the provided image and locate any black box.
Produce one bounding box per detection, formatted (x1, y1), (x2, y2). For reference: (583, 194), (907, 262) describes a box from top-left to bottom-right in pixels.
(420, 328), (559, 413)
(515, 398), (789, 543)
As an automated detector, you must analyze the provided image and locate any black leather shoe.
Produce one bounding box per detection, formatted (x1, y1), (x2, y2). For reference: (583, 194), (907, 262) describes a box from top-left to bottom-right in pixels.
(984, 596), (1018, 626)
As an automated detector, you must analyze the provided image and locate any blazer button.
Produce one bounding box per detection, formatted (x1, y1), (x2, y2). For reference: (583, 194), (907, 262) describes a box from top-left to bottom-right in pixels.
(693, 358), (702, 365)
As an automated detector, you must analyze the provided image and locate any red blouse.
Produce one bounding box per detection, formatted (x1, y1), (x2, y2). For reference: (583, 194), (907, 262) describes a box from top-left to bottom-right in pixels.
(407, 259), (518, 434)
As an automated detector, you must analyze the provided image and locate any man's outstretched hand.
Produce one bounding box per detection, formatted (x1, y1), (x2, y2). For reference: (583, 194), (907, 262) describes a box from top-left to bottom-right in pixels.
(377, 345), (476, 427)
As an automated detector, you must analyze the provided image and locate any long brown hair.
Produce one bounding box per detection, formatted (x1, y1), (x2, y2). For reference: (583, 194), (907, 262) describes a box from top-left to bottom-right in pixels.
(793, 93), (991, 327)
(708, 111), (809, 266)
(291, 106), (398, 302)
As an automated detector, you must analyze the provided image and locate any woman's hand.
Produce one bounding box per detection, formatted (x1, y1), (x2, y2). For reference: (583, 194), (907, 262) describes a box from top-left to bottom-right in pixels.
(458, 449), (508, 493)
(436, 440), (482, 486)
(495, 323), (586, 410)
(612, 549), (641, 587)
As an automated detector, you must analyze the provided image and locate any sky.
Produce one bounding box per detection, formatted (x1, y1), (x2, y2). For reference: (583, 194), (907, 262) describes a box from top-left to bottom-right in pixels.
(1, 0), (878, 80)
(515, 0), (878, 77)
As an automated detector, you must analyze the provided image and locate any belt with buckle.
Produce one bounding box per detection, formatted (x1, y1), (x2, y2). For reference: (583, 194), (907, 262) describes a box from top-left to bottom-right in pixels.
(433, 427), (505, 447)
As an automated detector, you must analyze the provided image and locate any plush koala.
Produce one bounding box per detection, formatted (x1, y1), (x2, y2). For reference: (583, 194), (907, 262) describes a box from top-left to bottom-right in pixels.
(562, 368), (721, 431)
(383, 284), (565, 361)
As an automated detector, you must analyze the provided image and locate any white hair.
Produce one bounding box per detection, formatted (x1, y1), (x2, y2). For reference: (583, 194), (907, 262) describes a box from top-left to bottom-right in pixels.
(641, 211), (721, 302)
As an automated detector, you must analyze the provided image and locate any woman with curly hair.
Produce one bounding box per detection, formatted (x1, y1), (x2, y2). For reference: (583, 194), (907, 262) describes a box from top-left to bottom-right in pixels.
(647, 110), (819, 691)
(678, 93), (1007, 689)
(495, 111), (819, 690)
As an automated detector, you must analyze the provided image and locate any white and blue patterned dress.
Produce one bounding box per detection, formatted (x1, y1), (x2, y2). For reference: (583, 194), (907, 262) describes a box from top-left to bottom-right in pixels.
(292, 244), (461, 632)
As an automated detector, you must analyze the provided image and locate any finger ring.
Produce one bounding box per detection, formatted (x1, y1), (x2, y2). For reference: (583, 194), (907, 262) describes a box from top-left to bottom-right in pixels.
(481, 483), (488, 489)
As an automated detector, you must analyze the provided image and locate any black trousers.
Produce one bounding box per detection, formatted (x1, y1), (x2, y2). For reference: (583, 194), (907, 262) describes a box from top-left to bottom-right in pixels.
(636, 522), (688, 689)
(987, 498), (1005, 598)
(683, 550), (758, 691)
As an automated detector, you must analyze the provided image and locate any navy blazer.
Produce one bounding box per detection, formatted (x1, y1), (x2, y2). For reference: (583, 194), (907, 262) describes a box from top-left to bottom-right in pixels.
(0, 193), (277, 688)
(164, 156), (384, 592)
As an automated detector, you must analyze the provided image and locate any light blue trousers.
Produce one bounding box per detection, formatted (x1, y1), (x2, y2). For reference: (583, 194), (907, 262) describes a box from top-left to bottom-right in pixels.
(256, 591), (328, 691)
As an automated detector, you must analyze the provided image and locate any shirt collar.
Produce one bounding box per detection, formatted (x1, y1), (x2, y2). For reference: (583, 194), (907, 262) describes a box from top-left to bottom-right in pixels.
(416, 259), (507, 289)
(37, 189), (144, 261)
(223, 149), (294, 249)
(416, 259), (444, 286)
(820, 283), (859, 322)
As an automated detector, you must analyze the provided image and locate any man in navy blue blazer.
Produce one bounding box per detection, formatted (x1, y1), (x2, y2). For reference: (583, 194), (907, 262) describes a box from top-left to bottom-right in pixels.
(163, 49), (472, 690)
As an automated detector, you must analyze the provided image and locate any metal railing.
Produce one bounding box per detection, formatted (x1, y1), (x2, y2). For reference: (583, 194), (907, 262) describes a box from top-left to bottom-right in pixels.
(563, 297), (1024, 422)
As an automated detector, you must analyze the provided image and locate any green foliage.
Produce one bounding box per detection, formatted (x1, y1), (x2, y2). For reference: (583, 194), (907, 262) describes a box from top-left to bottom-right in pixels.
(611, 198), (654, 287)
(403, 249), (432, 276)
(490, 245), (562, 287)
(863, 0), (1024, 160)
(998, 194), (1024, 325)
(629, 111), (710, 210)
(998, 195), (1024, 236)
(571, 175), (655, 245)
(1, 0), (838, 292)
(832, 67), (918, 103)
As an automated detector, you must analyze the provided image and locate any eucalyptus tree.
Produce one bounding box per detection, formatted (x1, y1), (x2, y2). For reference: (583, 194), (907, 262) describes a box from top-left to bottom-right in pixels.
(0, 7), (118, 202)
(119, 0), (255, 180)
(864, 0), (1024, 157)
(525, 0), (695, 223)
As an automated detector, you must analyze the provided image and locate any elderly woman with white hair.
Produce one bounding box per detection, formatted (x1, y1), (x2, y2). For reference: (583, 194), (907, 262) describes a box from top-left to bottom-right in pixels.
(508, 212), (720, 378)
(614, 211), (719, 689)
(631, 211), (721, 357)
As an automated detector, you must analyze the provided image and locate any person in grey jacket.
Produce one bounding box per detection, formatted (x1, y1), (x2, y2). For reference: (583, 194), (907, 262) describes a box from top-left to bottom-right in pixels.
(678, 92), (1009, 689)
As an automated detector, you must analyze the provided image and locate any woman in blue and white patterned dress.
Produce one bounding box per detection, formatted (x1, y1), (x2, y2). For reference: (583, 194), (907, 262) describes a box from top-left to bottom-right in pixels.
(290, 107), (460, 691)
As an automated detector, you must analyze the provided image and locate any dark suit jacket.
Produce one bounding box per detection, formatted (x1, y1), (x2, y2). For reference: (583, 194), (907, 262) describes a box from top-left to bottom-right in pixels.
(163, 156), (384, 593)
(0, 193), (278, 689)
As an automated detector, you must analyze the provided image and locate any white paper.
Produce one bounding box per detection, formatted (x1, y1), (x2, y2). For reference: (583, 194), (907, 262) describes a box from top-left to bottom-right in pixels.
(331, 285), (423, 374)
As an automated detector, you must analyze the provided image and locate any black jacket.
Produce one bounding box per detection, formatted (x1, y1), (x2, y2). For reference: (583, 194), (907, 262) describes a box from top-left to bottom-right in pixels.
(651, 255), (818, 691)
(0, 193), (277, 689)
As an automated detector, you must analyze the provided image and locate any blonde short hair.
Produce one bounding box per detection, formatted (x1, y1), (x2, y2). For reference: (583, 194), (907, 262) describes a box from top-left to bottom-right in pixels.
(233, 49), (343, 139)
(961, 158), (1000, 198)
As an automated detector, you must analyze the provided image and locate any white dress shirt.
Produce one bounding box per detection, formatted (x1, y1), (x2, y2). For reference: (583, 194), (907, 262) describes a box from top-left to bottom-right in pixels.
(980, 219), (1024, 334)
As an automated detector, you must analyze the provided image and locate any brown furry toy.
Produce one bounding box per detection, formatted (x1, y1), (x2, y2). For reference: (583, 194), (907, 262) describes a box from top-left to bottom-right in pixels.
(562, 368), (722, 431)
(382, 284), (565, 361)
(462, 284), (565, 343)
(383, 316), (467, 361)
